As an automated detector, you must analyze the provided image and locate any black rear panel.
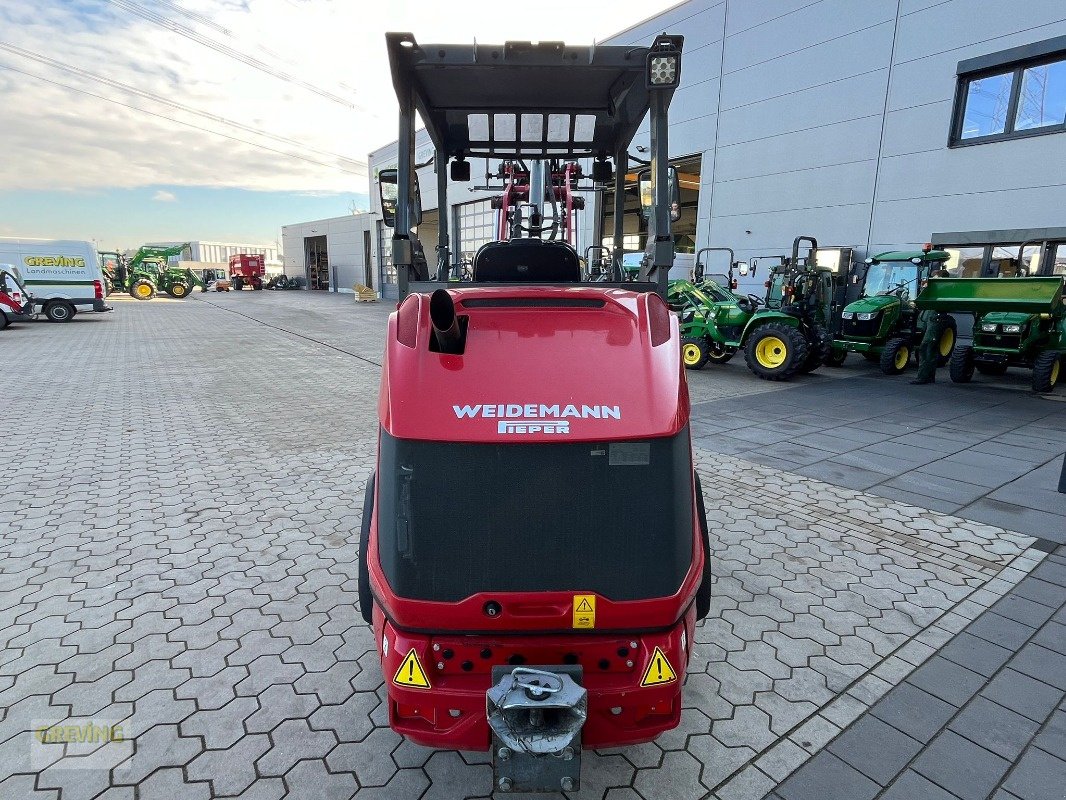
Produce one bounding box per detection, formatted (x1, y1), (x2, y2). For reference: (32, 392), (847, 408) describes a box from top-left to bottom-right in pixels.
(376, 428), (694, 603)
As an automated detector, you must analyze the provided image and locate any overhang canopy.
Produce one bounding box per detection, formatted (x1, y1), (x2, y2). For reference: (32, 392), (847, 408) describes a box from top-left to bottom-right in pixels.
(385, 32), (667, 159)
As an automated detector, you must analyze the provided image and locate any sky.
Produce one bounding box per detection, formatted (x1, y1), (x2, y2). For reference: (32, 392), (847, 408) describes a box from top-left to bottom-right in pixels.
(0, 0), (679, 251)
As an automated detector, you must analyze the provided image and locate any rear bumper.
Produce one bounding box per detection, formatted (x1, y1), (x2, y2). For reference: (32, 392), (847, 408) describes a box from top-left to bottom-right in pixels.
(374, 606), (694, 751)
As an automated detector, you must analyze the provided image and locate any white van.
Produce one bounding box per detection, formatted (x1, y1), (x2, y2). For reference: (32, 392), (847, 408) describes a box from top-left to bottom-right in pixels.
(0, 238), (113, 322)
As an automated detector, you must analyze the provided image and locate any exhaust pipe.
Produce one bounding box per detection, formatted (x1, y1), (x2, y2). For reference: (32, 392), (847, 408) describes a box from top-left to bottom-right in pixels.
(430, 289), (464, 354)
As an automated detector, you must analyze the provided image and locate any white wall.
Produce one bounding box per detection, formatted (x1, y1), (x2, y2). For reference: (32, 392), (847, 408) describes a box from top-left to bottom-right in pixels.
(281, 214), (375, 293)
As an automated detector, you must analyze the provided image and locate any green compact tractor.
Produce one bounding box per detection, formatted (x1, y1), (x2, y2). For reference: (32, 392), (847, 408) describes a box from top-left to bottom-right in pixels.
(679, 236), (838, 381)
(124, 244), (202, 300)
(916, 277), (1065, 393)
(830, 249), (958, 374)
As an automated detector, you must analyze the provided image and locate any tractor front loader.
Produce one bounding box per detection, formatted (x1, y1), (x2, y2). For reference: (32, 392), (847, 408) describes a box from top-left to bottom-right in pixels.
(917, 276), (1065, 393)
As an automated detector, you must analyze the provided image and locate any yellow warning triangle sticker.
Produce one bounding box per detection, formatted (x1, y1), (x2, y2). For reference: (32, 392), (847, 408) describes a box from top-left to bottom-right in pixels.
(575, 598), (594, 613)
(640, 647), (677, 687)
(393, 649), (432, 689)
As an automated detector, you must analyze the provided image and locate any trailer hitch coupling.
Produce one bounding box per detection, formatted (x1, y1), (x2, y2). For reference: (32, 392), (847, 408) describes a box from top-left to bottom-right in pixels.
(487, 666), (586, 793)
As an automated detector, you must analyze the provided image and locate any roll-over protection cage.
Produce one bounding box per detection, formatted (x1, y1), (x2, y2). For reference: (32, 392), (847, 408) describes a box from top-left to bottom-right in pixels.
(384, 31), (684, 301)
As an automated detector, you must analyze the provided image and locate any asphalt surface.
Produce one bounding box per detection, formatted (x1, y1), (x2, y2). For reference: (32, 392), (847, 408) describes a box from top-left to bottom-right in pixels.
(1, 290), (1061, 800)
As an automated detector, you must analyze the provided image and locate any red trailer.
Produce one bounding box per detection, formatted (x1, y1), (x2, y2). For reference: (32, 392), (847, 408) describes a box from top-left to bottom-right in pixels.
(360, 33), (698, 794)
(228, 254), (265, 290)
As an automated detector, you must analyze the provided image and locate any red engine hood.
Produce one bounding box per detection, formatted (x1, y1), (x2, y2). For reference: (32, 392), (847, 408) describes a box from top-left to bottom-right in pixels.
(379, 286), (688, 442)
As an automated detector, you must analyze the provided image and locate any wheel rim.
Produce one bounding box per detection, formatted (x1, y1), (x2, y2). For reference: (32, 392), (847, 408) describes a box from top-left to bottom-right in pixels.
(135, 284), (151, 298)
(1052, 359), (1061, 387)
(53, 307), (68, 320)
(682, 343), (702, 366)
(894, 346), (909, 369)
(172, 284), (187, 297)
(939, 328), (955, 356)
(755, 336), (788, 368)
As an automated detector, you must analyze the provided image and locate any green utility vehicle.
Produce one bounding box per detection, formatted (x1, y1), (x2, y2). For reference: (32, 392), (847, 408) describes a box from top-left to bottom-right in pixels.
(830, 249), (958, 374)
(680, 236), (838, 380)
(916, 277), (1065, 393)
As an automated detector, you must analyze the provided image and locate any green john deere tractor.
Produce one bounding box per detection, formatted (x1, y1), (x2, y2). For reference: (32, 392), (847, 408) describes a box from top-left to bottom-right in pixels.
(123, 244), (202, 300)
(829, 249), (958, 374)
(679, 236), (839, 381)
(916, 276), (1065, 393)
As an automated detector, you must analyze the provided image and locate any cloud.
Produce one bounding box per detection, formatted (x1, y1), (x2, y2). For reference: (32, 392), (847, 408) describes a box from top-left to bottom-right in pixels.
(0, 0), (677, 194)
(152, 189), (178, 202)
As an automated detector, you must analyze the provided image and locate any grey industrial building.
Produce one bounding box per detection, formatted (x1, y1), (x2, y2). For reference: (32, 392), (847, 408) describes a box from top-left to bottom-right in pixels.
(283, 0), (1066, 298)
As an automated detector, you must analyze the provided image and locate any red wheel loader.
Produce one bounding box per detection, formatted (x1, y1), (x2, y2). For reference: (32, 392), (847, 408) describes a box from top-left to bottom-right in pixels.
(361, 32), (708, 794)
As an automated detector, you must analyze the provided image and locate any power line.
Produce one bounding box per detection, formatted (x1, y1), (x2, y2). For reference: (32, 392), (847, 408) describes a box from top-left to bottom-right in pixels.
(0, 42), (366, 170)
(104, 0), (360, 110)
(150, 0), (293, 68)
(0, 63), (366, 176)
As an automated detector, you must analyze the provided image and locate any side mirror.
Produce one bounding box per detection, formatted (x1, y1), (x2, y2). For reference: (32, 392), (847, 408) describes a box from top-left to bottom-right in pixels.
(637, 166), (681, 223)
(736, 261), (750, 277)
(378, 168), (422, 228)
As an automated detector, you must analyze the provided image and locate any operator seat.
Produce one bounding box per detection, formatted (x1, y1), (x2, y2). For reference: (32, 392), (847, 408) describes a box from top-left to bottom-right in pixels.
(472, 239), (582, 282)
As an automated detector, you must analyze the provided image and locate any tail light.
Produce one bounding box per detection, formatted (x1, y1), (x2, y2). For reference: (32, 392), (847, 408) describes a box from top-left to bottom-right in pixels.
(730, 279), (738, 290)
(12, 291), (22, 304)
(94, 280), (104, 299)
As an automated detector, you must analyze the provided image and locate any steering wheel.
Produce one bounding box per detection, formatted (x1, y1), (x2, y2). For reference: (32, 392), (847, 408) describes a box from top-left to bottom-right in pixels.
(746, 294), (763, 307)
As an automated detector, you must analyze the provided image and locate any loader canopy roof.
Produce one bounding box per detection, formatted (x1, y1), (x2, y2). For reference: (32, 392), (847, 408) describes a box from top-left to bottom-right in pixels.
(869, 250), (950, 263)
(385, 32), (667, 158)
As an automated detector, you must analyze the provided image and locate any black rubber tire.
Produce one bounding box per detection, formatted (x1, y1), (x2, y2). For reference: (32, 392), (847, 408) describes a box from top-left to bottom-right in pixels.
(129, 279), (156, 301)
(880, 337), (911, 375)
(233, 276), (243, 291)
(0, 312), (8, 330)
(706, 342), (737, 365)
(824, 347), (848, 367)
(936, 317), (958, 367)
(949, 345), (975, 383)
(358, 472), (376, 625)
(799, 325), (831, 374)
(1032, 350), (1062, 394)
(681, 337), (711, 370)
(744, 323), (809, 381)
(44, 301), (76, 322)
(253, 279), (263, 290)
(693, 473), (712, 622)
(167, 282), (190, 298)
(975, 362), (1009, 376)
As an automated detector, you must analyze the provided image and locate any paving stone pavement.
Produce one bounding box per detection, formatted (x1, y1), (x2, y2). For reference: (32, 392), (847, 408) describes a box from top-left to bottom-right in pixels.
(0, 293), (1057, 799)
(764, 546), (1066, 800)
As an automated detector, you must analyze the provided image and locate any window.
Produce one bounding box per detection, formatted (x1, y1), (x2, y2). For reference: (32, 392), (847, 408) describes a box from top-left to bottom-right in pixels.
(952, 38), (1066, 145)
(941, 247), (985, 277)
(960, 71), (1014, 139)
(455, 199), (496, 263)
(1051, 244), (1066, 276)
(377, 222), (395, 285)
(1015, 61), (1066, 131)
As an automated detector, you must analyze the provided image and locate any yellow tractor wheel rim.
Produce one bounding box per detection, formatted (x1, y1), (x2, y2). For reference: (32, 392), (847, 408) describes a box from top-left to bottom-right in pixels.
(172, 284), (187, 297)
(1052, 359), (1061, 387)
(135, 284), (152, 298)
(756, 336), (788, 368)
(682, 343), (702, 366)
(939, 327), (955, 356)
(895, 346), (909, 369)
